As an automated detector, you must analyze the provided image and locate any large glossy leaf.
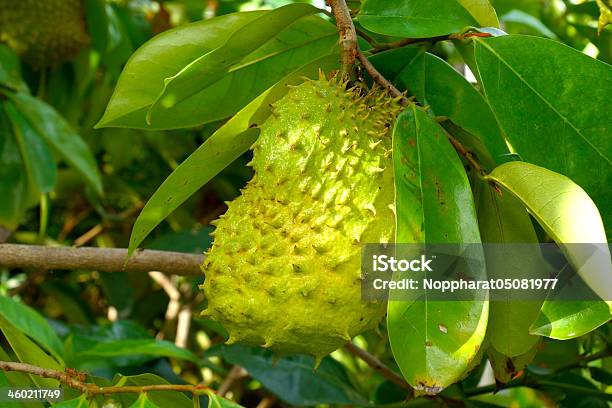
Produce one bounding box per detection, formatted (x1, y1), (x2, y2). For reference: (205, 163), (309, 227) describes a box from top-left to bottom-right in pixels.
(147, 4), (321, 119)
(359, 0), (479, 38)
(0, 296), (64, 363)
(97, 9), (337, 129)
(388, 105), (488, 392)
(486, 161), (612, 338)
(487, 162), (611, 302)
(7, 92), (102, 195)
(474, 35), (612, 236)
(474, 179), (543, 357)
(3, 102), (56, 195)
(128, 55), (338, 254)
(0, 106), (29, 228)
(395, 52), (508, 169)
(0, 315), (62, 389)
(219, 345), (368, 406)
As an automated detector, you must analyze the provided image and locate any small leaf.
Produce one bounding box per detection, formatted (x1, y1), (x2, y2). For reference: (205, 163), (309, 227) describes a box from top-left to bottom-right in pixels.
(0, 45), (28, 92)
(54, 395), (89, 408)
(0, 314), (62, 389)
(73, 339), (198, 363)
(487, 344), (539, 383)
(204, 390), (244, 408)
(0, 106), (29, 228)
(596, 0), (612, 35)
(129, 393), (162, 408)
(456, 0), (499, 27)
(3, 101), (57, 195)
(128, 54), (338, 254)
(7, 92), (102, 195)
(388, 105), (487, 392)
(0, 295), (64, 363)
(590, 366), (612, 385)
(359, 0), (479, 38)
(219, 345), (367, 406)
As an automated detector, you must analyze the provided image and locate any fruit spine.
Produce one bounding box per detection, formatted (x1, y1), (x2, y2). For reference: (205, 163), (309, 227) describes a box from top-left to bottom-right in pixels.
(201, 74), (403, 360)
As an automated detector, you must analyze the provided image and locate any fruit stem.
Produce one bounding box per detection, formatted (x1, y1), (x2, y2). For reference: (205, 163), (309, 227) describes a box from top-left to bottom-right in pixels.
(327, 0), (359, 78)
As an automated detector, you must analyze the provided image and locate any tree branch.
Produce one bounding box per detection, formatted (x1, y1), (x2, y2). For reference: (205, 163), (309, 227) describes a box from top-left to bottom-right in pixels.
(327, 0), (358, 76)
(0, 361), (212, 396)
(344, 342), (413, 393)
(0, 244), (203, 276)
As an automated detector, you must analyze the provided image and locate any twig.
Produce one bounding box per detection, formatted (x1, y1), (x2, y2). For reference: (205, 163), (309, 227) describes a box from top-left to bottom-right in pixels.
(553, 349), (612, 374)
(327, 0), (408, 102)
(356, 52), (408, 103)
(0, 361), (212, 396)
(327, 0), (358, 76)
(218, 365), (247, 397)
(344, 342), (413, 392)
(0, 244), (203, 276)
(442, 128), (485, 175)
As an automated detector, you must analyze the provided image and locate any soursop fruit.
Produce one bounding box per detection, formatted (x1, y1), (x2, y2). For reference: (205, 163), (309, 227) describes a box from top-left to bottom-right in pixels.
(201, 75), (403, 360)
(0, 0), (90, 68)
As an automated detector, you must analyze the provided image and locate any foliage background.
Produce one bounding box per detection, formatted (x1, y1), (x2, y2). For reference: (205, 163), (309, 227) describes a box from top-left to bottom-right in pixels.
(0, 0), (611, 407)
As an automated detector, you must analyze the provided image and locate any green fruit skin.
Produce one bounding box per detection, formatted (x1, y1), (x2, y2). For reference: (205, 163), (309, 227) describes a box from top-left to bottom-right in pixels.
(202, 77), (403, 360)
(0, 0), (90, 68)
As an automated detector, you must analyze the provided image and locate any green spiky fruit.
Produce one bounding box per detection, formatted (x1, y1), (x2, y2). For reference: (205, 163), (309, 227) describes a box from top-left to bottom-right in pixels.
(0, 0), (89, 68)
(201, 75), (403, 360)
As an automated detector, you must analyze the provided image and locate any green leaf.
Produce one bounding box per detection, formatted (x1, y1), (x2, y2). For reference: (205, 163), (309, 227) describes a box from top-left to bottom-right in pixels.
(590, 366), (612, 385)
(531, 301), (611, 340)
(0, 295), (64, 363)
(0, 346), (44, 408)
(219, 345), (368, 406)
(204, 391), (244, 408)
(0, 105), (29, 228)
(3, 101), (57, 195)
(359, 0), (479, 38)
(487, 344), (539, 383)
(486, 162), (611, 303)
(128, 55), (338, 254)
(474, 179), (543, 357)
(147, 4), (321, 120)
(84, 0), (109, 53)
(0, 314), (62, 389)
(395, 52), (508, 169)
(54, 395), (89, 408)
(474, 35), (612, 236)
(486, 161), (612, 339)
(0, 45), (28, 93)
(500, 10), (557, 39)
(456, 0), (500, 27)
(109, 374), (192, 408)
(97, 9), (337, 129)
(129, 394), (162, 408)
(7, 92), (102, 195)
(388, 105), (488, 392)
(73, 339), (199, 363)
